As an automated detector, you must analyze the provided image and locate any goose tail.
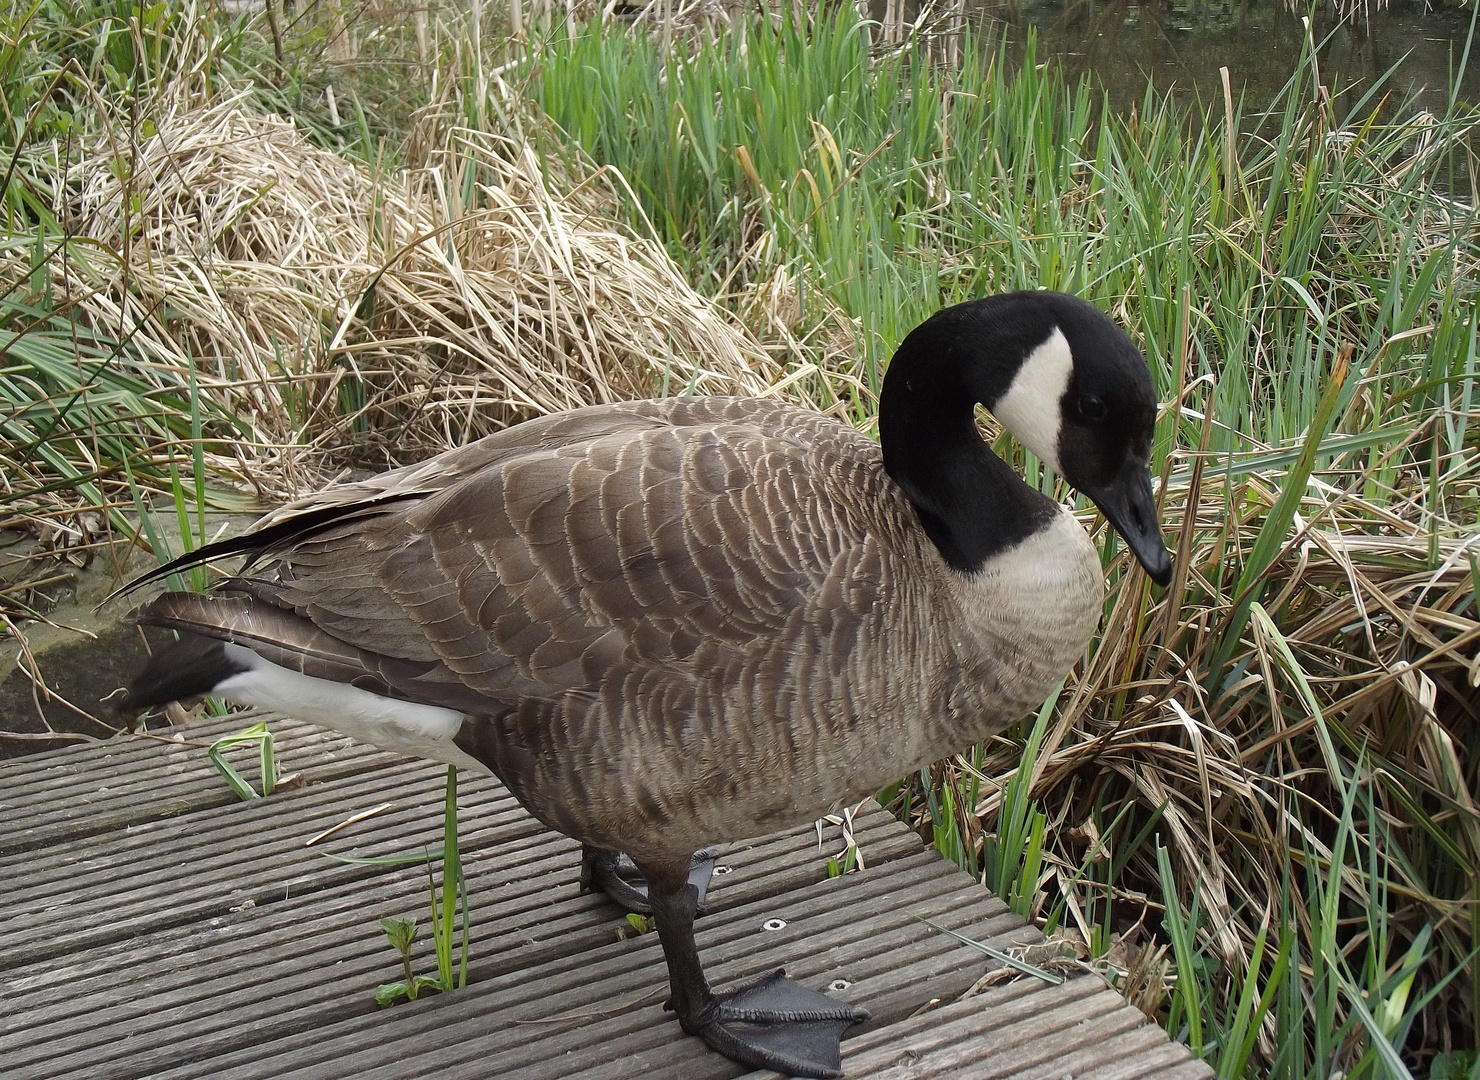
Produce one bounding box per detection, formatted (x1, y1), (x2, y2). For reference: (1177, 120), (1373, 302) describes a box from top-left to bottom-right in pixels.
(120, 591), (376, 714)
(119, 634), (249, 714)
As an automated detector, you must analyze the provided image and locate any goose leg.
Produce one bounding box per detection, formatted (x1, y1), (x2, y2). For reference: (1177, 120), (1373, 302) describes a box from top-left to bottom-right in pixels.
(643, 860), (868, 1079)
(580, 846), (717, 915)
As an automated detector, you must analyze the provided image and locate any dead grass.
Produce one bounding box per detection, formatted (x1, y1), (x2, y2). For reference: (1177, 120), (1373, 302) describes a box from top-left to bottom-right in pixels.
(923, 409), (1480, 1062)
(11, 88), (779, 514)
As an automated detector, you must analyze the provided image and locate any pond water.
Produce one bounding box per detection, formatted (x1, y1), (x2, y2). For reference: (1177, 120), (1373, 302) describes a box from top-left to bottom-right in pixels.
(985, 0), (1479, 116)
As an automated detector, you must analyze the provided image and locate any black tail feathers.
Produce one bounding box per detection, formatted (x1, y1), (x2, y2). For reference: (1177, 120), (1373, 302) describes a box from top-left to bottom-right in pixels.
(119, 634), (248, 715)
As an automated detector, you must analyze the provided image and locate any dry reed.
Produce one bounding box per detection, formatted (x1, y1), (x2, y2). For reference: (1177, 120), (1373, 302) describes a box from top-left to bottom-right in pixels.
(10, 89), (778, 514)
(933, 413), (1480, 1053)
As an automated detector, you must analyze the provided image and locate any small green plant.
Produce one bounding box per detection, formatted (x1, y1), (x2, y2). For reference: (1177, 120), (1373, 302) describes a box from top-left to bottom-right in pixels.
(374, 766), (470, 1006)
(825, 846), (859, 879)
(373, 916), (443, 1004)
(817, 806), (863, 878)
(1430, 1051), (1480, 1080)
(624, 912), (654, 935)
(980, 684), (1057, 918)
(208, 721), (277, 800)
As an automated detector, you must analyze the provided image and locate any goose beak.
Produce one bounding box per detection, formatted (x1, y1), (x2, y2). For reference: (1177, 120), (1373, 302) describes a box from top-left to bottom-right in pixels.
(1083, 458), (1172, 587)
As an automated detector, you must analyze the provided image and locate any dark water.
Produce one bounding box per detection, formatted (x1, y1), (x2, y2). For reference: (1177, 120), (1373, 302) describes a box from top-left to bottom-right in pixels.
(987, 0), (1480, 116)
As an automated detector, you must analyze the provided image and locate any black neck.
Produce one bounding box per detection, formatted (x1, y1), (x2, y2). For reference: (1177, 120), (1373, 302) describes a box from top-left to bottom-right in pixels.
(878, 302), (1058, 573)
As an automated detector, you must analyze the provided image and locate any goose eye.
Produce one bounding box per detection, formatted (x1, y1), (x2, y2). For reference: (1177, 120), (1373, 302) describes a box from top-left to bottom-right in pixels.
(1079, 395), (1107, 422)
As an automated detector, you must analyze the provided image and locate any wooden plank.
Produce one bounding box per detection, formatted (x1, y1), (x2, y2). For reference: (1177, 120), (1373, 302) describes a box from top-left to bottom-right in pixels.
(2, 750), (921, 1078)
(2, 815), (917, 1071)
(148, 860), (1029, 1080)
(5, 833), (924, 1076)
(831, 981), (1161, 1079)
(1080, 1041), (1223, 1080)
(136, 853), (976, 1080)
(0, 713), (403, 854)
(1, 718), (1212, 1080)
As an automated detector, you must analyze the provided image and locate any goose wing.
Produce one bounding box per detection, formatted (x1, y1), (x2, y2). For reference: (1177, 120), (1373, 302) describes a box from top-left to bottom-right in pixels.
(139, 397), (895, 713)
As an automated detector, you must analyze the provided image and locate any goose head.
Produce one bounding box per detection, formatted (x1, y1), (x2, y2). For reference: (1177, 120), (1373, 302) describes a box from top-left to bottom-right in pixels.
(879, 290), (1173, 586)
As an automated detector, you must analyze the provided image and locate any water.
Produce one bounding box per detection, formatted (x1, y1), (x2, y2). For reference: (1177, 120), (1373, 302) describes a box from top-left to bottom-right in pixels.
(988, 0), (1480, 116)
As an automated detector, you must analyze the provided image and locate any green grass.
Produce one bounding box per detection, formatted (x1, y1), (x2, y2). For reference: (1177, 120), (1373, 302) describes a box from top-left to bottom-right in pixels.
(524, 7), (1478, 453)
(2, 2), (270, 575)
(374, 766), (470, 1006)
(207, 720), (278, 799)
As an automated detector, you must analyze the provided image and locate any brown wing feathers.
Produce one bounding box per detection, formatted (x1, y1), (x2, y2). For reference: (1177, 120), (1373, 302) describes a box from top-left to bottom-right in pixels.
(123, 398), (903, 845)
(117, 494), (416, 599)
(126, 588), (464, 702)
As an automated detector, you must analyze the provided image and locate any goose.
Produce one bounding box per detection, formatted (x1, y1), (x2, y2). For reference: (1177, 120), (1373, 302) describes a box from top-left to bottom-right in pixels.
(118, 290), (1171, 1079)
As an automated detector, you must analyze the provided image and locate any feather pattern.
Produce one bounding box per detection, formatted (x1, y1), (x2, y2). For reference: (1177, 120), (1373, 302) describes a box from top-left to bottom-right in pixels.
(130, 396), (1102, 862)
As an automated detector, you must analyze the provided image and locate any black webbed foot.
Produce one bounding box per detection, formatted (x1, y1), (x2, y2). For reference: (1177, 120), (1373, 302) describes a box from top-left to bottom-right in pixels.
(580, 846), (717, 915)
(680, 968), (869, 1079)
(642, 864), (868, 1079)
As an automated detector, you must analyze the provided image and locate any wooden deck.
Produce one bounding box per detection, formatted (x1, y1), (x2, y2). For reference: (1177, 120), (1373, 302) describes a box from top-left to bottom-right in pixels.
(2, 712), (1213, 1080)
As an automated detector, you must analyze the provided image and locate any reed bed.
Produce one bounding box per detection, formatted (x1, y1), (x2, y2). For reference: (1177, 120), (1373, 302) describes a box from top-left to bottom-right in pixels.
(62, 92), (772, 457)
(3, 33), (775, 551)
(5, 2), (1480, 1076)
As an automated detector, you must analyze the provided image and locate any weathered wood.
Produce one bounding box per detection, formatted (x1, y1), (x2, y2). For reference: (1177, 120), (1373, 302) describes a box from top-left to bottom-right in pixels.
(0, 713), (397, 855)
(0, 717), (1212, 1080)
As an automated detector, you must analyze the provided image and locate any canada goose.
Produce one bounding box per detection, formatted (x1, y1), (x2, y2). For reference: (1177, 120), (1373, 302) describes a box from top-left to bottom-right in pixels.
(119, 290), (1171, 1079)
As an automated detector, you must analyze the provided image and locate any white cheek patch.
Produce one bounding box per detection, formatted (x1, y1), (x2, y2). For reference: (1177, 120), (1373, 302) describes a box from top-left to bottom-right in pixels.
(990, 326), (1073, 474)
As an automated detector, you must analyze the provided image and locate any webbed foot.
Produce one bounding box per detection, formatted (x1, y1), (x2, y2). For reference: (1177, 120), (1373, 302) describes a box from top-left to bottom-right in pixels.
(580, 846), (717, 915)
(641, 858), (865, 1077)
(679, 968), (868, 1079)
